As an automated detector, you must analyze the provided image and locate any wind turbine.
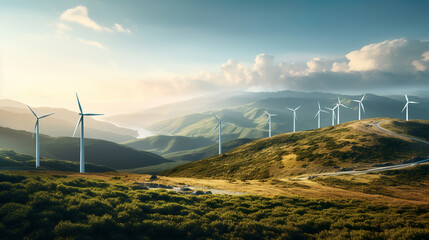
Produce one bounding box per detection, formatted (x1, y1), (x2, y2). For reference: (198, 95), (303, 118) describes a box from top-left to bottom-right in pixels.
(214, 114), (230, 155)
(402, 94), (418, 121)
(73, 93), (103, 173)
(287, 106), (300, 132)
(336, 97), (348, 125)
(27, 106), (54, 168)
(352, 94), (366, 120)
(326, 105), (337, 126)
(265, 111), (277, 137)
(315, 102), (328, 128)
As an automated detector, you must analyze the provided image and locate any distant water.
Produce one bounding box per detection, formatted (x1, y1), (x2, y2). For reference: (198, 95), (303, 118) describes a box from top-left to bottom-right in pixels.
(136, 128), (156, 138)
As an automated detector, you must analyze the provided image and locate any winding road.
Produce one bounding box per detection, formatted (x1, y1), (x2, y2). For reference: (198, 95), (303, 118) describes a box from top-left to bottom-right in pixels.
(311, 121), (429, 177)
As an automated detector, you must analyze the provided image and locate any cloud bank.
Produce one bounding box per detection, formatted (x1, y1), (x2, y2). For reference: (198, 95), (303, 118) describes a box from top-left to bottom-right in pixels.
(139, 38), (429, 96)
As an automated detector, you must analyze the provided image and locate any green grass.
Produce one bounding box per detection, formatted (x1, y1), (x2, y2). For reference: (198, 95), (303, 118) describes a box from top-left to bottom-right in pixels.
(162, 118), (429, 179)
(1, 171), (428, 240)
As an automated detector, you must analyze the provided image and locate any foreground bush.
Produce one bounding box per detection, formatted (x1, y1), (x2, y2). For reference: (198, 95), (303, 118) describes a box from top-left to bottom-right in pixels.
(0, 172), (428, 240)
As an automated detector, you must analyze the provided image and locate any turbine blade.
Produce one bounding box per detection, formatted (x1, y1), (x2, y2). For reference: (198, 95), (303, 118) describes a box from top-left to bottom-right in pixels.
(265, 116), (270, 124)
(318, 101), (321, 110)
(361, 94), (366, 101)
(321, 110), (329, 113)
(295, 106), (301, 111)
(32, 121), (37, 139)
(73, 116), (83, 137)
(27, 105), (38, 118)
(271, 114), (278, 116)
(337, 96), (341, 104)
(315, 111), (320, 118)
(409, 101), (418, 104)
(401, 103), (408, 112)
(39, 113), (55, 119)
(76, 93), (83, 114)
(405, 94), (409, 102)
(286, 108), (293, 111)
(341, 104), (348, 108)
(361, 103), (366, 113)
(352, 100), (360, 103)
(213, 114), (220, 122)
(214, 122), (220, 130)
(83, 113), (104, 116)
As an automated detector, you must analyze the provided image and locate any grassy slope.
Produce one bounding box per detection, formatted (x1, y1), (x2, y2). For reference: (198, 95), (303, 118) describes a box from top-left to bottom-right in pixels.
(0, 149), (114, 172)
(1, 170), (428, 239)
(121, 139), (254, 174)
(164, 138), (255, 161)
(0, 126), (170, 170)
(313, 164), (429, 201)
(162, 118), (429, 179)
(123, 135), (215, 155)
(380, 119), (429, 142)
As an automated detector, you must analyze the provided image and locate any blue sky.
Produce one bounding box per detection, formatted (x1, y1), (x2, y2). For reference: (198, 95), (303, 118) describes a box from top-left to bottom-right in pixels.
(1, 0), (429, 113)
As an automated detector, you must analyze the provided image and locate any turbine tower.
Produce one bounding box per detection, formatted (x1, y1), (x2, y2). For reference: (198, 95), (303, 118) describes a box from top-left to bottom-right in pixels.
(326, 106), (337, 126)
(73, 93), (103, 173)
(352, 94), (366, 120)
(336, 97), (348, 125)
(402, 94), (418, 121)
(287, 106), (300, 132)
(265, 111), (277, 137)
(315, 102), (328, 128)
(27, 106), (54, 168)
(214, 114), (230, 155)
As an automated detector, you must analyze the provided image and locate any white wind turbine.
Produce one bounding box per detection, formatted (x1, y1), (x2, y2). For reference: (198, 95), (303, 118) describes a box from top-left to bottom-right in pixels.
(214, 114), (230, 155)
(314, 102), (328, 129)
(336, 97), (348, 125)
(265, 111), (277, 137)
(326, 105), (337, 126)
(27, 106), (54, 168)
(352, 94), (366, 120)
(402, 94), (418, 121)
(73, 93), (103, 173)
(287, 106), (301, 132)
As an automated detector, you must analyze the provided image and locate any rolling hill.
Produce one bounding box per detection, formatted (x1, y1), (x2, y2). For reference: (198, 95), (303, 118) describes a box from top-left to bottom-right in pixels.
(162, 118), (429, 179)
(0, 126), (170, 170)
(0, 149), (114, 172)
(0, 99), (138, 142)
(144, 92), (429, 141)
(123, 135), (215, 155)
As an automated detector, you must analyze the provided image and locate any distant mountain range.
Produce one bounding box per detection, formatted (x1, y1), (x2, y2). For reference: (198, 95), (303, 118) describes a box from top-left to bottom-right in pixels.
(0, 126), (169, 170)
(0, 99), (138, 142)
(162, 118), (429, 179)
(121, 91), (429, 142)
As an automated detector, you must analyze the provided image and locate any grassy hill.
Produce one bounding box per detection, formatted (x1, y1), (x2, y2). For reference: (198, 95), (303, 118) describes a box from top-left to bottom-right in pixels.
(123, 135), (215, 155)
(0, 149), (114, 172)
(0, 170), (428, 239)
(379, 119), (429, 142)
(164, 138), (255, 161)
(0, 127), (170, 170)
(146, 93), (429, 141)
(162, 118), (429, 179)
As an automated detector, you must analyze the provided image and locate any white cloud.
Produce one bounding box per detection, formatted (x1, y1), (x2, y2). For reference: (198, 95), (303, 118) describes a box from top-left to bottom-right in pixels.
(60, 5), (110, 32)
(113, 23), (132, 34)
(77, 38), (107, 50)
(59, 5), (131, 33)
(141, 38), (429, 95)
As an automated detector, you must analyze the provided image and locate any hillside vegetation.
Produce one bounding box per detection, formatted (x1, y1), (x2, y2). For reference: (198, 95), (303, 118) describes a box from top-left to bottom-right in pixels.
(1, 171), (428, 239)
(0, 127), (169, 170)
(0, 149), (114, 172)
(379, 119), (429, 142)
(163, 118), (429, 179)
(123, 135), (215, 155)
